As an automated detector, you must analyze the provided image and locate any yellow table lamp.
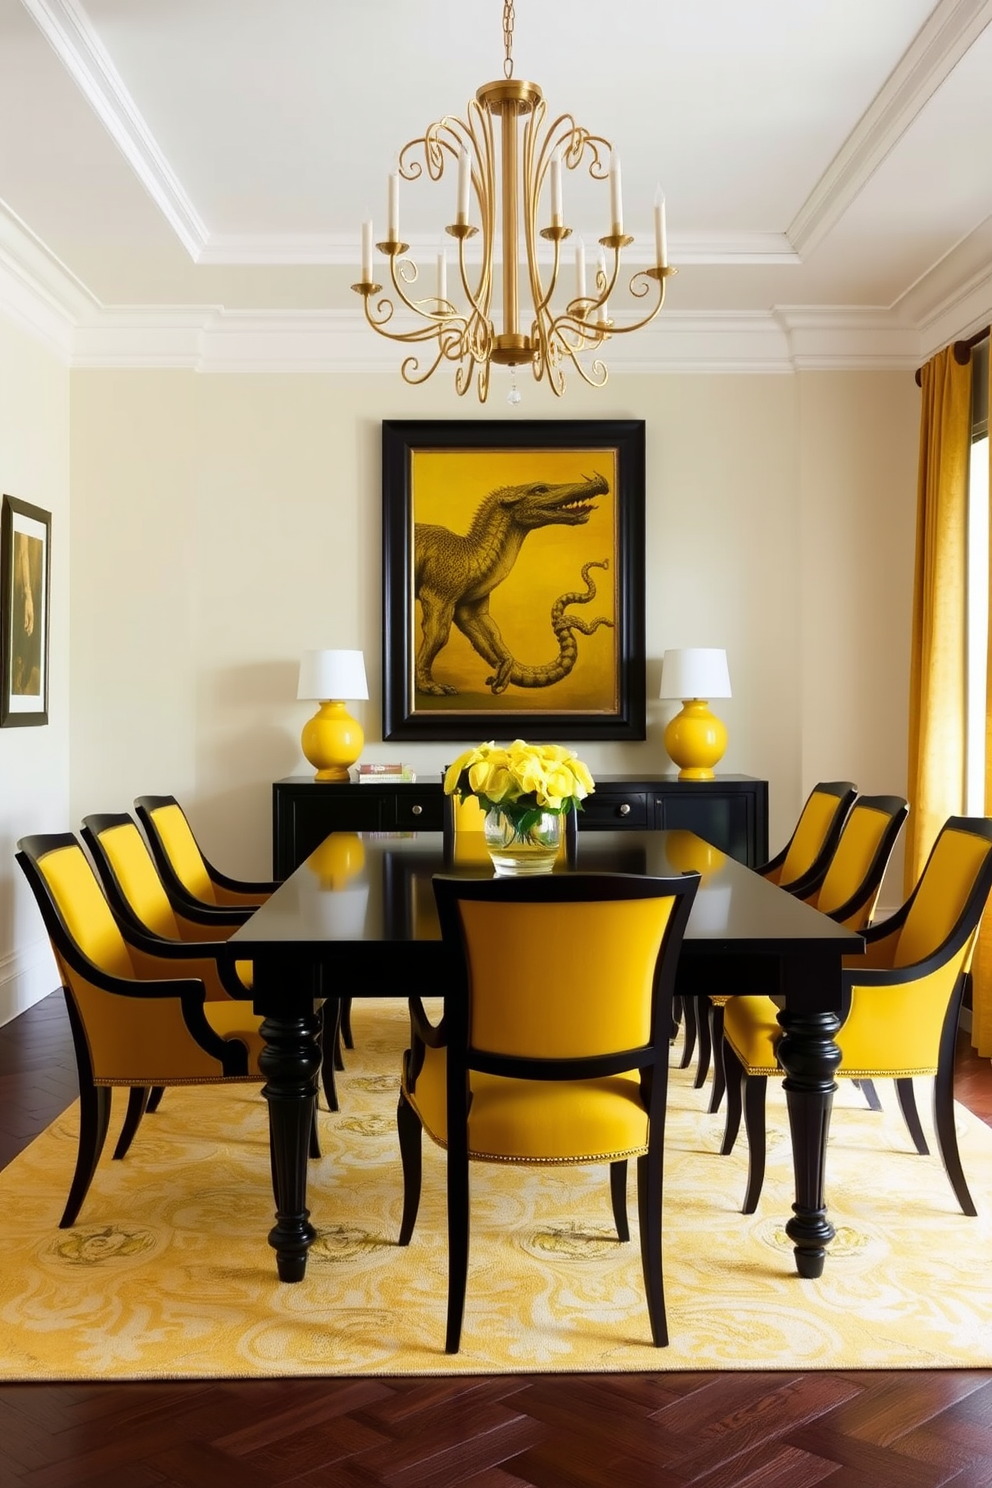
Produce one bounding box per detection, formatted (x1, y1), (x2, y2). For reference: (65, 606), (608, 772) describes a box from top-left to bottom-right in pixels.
(297, 648), (369, 782)
(659, 647), (732, 781)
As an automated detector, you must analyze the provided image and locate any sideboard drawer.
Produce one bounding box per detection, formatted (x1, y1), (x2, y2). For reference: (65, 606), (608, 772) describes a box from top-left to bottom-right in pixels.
(581, 791), (650, 829)
(389, 792), (445, 830)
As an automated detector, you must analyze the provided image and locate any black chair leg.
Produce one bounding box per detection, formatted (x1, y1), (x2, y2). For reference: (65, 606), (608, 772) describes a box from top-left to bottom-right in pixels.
(693, 995), (712, 1089)
(720, 1045), (745, 1154)
(340, 997), (354, 1051)
(636, 1146), (668, 1347)
(397, 1088), (423, 1246)
(610, 1160), (629, 1242)
(61, 1082), (112, 1228)
(146, 1086), (165, 1113)
(741, 1074), (768, 1214)
(707, 1002), (727, 1114)
(319, 1000), (341, 1112)
(931, 1067), (977, 1216)
(308, 1105), (321, 1160)
(678, 996), (698, 1070)
(445, 1131), (470, 1354)
(113, 1086), (150, 1160)
(854, 1077), (883, 1112)
(895, 1077), (929, 1154)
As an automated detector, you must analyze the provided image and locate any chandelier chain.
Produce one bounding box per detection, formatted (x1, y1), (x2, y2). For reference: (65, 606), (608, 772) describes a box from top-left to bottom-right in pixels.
(503, 0), (514, 78)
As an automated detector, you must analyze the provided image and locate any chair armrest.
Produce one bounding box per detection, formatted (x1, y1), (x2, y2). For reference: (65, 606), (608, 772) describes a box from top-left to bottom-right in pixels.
(408, 995), (446, 1048)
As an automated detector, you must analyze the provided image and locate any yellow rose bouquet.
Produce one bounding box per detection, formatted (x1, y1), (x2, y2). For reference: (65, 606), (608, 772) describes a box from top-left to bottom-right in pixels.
(443, 739), (595, 837)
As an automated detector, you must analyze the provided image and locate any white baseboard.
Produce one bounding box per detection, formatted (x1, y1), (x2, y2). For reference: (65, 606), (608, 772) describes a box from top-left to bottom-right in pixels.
(0, 939), (59, 1028)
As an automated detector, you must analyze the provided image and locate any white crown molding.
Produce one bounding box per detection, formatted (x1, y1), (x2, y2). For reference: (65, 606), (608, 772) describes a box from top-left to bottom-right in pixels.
(789, 0), (992, 258)
(773, 307), (922, 370)
(0, 199), (94, 359)
(21, 0), (208, 260)
(914, 263), (992, 360)
(68, 305), (925, 375)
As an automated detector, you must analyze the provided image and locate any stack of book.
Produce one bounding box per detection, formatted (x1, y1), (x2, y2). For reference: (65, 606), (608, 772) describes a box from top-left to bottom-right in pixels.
(354, 762), (417, 784)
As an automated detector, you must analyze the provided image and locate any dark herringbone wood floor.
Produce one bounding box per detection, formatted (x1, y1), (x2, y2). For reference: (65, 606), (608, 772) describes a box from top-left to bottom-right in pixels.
(1, 993), (991, 1487)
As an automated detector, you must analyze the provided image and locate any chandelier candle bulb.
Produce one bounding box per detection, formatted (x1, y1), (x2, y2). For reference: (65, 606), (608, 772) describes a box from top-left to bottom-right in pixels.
(550, 148), (563, 224)
(457, 145), (470, 222)
(361, 220), (373, 282)
(609, 151), (623, 234)
(654, 187), (667, 267)
(388, 171), (399, 240)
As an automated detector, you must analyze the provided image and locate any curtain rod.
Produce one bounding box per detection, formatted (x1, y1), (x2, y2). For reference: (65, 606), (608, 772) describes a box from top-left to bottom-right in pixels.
(915, 324), (990, 386)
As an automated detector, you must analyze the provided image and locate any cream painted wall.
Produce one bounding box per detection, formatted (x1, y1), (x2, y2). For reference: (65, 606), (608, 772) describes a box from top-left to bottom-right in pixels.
(0, 318), (70, 1025)
(68, 366), (918, 884)
(798, 371), (919, 904)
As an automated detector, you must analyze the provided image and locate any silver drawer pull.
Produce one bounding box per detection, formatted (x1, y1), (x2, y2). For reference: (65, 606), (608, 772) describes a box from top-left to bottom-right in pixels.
(619, 803), (631, 817)
(411, 803), (423, 816)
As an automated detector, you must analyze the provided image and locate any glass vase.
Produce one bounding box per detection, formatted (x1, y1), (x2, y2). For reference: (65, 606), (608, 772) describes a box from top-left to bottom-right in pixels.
(483, 807), (563, 877)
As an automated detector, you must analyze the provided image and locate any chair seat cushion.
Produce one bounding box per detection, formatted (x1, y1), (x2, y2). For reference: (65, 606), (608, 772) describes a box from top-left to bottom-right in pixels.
(404, 1043), (650, 1162)
(722, 995), (782, 1075)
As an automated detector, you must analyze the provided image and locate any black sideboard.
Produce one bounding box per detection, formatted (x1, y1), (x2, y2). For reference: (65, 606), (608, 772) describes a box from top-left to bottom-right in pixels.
(272, 773), (769, 879)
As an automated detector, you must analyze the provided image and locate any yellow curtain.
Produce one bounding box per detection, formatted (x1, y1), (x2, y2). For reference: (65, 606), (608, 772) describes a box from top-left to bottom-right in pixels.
(905, 347), (972, 894)
(973, 361), (992, 1056)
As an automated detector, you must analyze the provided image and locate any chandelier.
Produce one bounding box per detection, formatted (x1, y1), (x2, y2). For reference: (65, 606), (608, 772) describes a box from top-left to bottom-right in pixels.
(352, 0), (675, 403)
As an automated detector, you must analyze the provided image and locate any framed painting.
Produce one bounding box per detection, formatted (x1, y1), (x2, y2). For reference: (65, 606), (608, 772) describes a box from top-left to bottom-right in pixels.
(1, 495), (52, 727)
(382, 419), (645, 742)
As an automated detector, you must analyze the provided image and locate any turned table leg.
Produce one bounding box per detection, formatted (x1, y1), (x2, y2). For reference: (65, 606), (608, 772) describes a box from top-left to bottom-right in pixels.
(258, 1004), (323, 1282)
(775, 955), (843, 1278)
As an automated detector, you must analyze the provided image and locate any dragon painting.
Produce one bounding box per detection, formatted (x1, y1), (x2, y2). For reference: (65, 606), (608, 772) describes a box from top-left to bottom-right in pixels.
(414, 473), (614, 696)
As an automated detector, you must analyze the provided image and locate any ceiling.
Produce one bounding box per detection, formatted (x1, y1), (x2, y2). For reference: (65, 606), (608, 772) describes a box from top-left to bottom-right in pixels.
(1, 0), (991, 376)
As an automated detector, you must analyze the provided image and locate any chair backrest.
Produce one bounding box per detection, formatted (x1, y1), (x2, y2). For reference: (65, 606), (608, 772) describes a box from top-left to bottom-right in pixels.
(134, 796), (218, 904)
(81, 813), (185, 940)
(839, 816), (992, 1075)
(17, 834), (137, 982)
(810, 794), (908, 928)
(433, 872), (698, 1070)
(893, 817), (992, 969)
(16, 833), (242, 1085)
(767, 780), (857, 890)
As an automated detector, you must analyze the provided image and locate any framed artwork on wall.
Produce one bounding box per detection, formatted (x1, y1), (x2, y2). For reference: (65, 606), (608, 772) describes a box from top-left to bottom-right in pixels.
(1, 495), (52, 727)
(382, 418), (645, 743)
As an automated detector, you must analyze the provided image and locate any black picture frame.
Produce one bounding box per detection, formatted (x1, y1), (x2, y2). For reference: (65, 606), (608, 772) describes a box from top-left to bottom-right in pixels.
(1, 495), (52, 728)
(382, 419), (645, 742)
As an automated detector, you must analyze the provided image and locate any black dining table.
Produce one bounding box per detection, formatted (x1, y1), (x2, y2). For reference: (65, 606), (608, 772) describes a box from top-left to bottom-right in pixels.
(227, 828), (863, 1284)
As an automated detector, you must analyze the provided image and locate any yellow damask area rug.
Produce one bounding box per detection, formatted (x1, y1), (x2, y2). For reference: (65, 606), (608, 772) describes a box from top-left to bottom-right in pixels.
(1, 998), (990, 1379)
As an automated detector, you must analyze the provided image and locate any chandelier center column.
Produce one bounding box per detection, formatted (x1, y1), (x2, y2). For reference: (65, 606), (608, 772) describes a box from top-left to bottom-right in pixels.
(477, 79), (542, 367)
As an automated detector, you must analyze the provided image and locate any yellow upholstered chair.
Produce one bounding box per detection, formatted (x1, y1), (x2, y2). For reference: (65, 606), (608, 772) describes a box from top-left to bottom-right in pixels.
(84, 811), (345, 1113)
(721, 815), (992, 1215)
(758, 779), (858, 890)
(80, 813), (251, 999)
(397, 870), (699, 1353)
(16, 833), (266, 1227)
(704, 794), (909, 1114)
(679, 780), (858, 1080)
(134, 794), (277, 913)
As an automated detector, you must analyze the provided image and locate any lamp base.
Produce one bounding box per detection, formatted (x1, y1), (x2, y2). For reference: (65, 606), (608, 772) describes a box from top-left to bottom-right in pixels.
(301, 700), (364, 783)
(664, 699), (727, 782)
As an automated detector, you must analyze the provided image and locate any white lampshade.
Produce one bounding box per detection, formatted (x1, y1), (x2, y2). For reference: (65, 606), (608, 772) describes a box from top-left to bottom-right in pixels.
(659, 648), (731, 701)
(297, 648), (369, 702)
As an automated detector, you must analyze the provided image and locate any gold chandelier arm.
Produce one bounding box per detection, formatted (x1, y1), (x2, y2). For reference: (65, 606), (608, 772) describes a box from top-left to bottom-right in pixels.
(362, 287), (454, 346)
(596, 267), (672, 337)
